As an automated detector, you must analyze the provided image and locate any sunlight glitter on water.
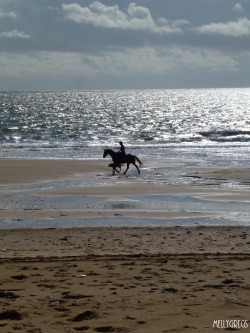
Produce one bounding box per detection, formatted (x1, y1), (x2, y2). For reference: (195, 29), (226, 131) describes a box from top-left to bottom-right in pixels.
(0, 88), (250, 166)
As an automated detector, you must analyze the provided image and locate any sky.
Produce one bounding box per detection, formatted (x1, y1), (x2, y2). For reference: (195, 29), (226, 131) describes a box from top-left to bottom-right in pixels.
(0, 0), (250, 90)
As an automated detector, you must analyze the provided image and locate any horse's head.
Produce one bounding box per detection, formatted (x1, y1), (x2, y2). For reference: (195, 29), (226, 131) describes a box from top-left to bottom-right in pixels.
(103, 149), (108, 158)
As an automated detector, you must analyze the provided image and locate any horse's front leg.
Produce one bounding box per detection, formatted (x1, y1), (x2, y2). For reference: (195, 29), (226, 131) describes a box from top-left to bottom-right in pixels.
(123, 163), (129, 174)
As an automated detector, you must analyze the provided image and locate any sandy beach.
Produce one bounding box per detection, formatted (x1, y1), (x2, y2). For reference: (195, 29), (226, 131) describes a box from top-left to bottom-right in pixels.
(0, 159), (250, 332)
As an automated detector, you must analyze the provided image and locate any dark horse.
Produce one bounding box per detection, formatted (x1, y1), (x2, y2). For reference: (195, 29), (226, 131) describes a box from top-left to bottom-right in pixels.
(103, 148), (142, 175)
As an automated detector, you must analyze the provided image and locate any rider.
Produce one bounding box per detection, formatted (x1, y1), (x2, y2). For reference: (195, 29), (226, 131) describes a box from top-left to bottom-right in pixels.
(118, 141), (126, 162)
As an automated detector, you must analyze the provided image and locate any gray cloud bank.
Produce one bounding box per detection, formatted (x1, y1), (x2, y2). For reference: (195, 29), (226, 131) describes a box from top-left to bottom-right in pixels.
(0, 0), (250, 90)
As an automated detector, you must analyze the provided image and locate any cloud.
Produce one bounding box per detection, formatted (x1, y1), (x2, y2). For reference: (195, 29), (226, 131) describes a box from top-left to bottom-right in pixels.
(233, 3), (243, 13)
(0, 8), (17, 19)
(0, 47), (238, 81)
(196, 17), (250, 37)
(0, 29), (30, 38)
(0, 52), (80, 77)
(62, 1), (188, 34)
(170, 48), (238, 71)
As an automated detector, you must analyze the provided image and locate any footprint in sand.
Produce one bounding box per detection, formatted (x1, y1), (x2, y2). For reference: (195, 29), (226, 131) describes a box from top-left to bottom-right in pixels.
(0, 310), (22, 320)
(94, 327), (130, 332)
(72, 310), (98, 322)
(73, 325), (89, 331)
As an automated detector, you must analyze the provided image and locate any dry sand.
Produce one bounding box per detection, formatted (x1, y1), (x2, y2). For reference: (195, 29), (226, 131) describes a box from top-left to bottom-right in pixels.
(0, 159), (250, 332)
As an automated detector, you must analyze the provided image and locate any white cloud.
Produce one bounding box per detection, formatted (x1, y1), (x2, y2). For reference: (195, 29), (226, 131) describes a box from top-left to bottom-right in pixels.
(0, 29), (30, 38)
(0, 8), (17, 19)
(62, 1), (188, 34)
(233, 3), (243, 13)
(196, 17), (250, 37)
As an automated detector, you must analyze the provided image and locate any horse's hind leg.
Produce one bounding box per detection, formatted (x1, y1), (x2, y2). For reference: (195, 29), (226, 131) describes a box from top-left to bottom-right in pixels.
(132, 162), (140, 173)
(123, 163), (129, 174)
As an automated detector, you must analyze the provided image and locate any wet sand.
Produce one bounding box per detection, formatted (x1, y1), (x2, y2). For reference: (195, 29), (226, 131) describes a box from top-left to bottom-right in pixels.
(1, 159), (250, 225)
(0, 159), (250, 332)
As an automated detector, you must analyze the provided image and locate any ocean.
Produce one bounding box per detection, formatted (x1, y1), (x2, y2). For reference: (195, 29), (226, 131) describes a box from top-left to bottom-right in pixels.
(1, 88), (250, 167)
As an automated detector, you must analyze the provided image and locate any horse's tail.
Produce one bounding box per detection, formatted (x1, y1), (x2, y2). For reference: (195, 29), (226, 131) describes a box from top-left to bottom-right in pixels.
(135, 156), (142, 166)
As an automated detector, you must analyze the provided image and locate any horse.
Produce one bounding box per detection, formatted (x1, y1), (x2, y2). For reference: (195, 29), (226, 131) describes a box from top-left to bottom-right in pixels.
(103, 148), (142, 174)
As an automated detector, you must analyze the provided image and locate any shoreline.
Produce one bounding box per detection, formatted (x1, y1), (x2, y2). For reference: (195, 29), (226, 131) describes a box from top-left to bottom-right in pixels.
(1, 157), (250, 186)
(0, 158), (250, 227)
